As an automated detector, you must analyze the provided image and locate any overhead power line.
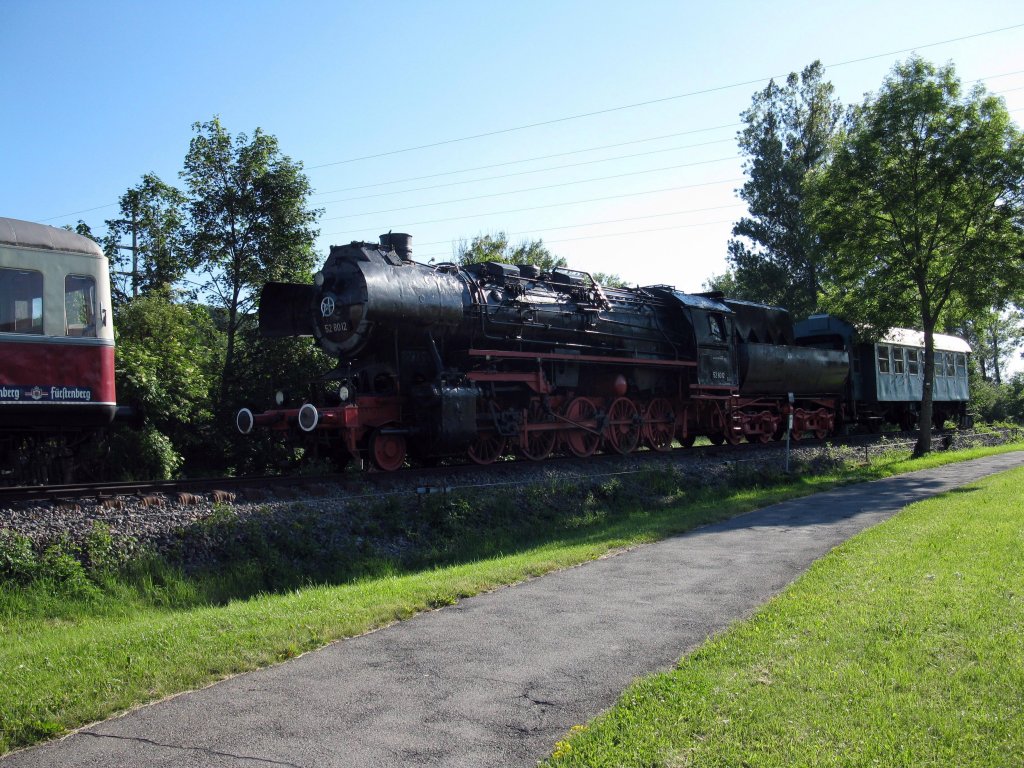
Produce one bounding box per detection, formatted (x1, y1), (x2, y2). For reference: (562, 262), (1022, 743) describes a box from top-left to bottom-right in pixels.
(306, 23), (1024, 170)
(38, 31), (1024, 225)
(312, 123), (740, 195)
(412, 203), (746, 249)
(321, 156), (739, 222)
(320, 178), (743, 238)
(414, 219), (741, 261)
(317, 138), (736, 206)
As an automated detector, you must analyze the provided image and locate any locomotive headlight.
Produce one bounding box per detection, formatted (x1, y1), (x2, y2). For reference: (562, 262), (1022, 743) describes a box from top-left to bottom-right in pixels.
(338, 384), (351, 402)
(297, 403), (319, 432)
(314, 271), (325, 287)
(275, 390), (286, 407)
(236, 408), (254, 435)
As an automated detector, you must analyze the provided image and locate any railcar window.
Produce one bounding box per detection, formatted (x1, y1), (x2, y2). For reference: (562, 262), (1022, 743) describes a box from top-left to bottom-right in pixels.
(0, 268), (44, 334)
(893, 347), (906, 375)
(877, 344), (891, 374)
(64, 275), (97, 337)
(934, 352), (946, 377)
(955, 353), (967, 376)
(945, 352), (955, 377)
(907, 348), (920, 376)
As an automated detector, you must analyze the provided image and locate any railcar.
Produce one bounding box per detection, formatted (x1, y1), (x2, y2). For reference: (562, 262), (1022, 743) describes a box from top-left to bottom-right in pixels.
(0, 216), (117, 481)
(237, 233), (853, 470)
(794, 314), (971, 430)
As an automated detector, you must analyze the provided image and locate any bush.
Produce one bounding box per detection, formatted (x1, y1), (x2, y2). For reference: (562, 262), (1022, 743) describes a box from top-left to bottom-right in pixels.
(96, 424), (183, 480)
(38, 542), (99, 598)
(0, 529), (38, 584)
(83, 522), (122, 575)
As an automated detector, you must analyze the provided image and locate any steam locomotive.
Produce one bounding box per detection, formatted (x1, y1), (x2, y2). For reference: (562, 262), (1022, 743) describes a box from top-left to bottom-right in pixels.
(237, 233), (970, 471)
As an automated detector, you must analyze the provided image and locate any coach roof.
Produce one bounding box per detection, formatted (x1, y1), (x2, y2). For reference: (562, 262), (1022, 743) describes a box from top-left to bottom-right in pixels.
(0, 216), (105, 258)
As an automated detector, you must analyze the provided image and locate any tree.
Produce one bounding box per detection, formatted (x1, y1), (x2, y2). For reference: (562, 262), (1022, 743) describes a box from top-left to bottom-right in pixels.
(950, 305), (1024, 385)
(181, 117), (321, 410)
(107, 295), (222, 478)
(454, 232), (566, 272)
(62, 220), (99, 241)
(591, 272), (627, 288)
(809, 57), (1024, 455)
(104, 174), (191, 302)
(725, 61), (843, 317)
(702, 271), (740, 296)
(451, 231), (629, 284)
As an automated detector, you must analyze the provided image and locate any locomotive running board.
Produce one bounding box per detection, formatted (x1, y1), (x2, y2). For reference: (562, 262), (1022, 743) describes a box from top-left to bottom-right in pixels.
(468, 348), (697, 368)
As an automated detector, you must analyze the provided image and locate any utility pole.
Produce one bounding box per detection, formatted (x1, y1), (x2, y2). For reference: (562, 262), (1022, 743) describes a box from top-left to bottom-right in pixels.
(111, 201), (141, 299)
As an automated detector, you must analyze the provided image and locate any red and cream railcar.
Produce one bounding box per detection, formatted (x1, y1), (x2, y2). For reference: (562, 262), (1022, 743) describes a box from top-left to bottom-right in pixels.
(0, 216), (116, 442)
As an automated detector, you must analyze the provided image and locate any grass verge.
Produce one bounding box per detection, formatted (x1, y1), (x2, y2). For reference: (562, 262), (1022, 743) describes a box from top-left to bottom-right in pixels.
(1, 442), (1022, 754)
(541, 463), (1024, 767)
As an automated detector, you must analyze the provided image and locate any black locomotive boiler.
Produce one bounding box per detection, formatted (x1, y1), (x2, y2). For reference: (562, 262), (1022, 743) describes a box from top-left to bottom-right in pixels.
(238, 233), (856, 470)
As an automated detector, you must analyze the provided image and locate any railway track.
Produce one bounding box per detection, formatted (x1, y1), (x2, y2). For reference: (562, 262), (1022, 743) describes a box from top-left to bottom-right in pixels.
(1, 427), (990, 509)
(0, 474), (329, 506)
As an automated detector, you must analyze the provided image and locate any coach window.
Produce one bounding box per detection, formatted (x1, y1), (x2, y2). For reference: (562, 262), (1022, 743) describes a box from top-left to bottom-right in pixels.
(877, 344), (891, 374)
(955, 353), (967, 376)
(0, 268), (44, 334)
(65, 275), (97, 337)
(892, 347), (906, 375)
(945, 352), (956, 377)
(934, 352), (946, 377)
(907, 348), (920, 376)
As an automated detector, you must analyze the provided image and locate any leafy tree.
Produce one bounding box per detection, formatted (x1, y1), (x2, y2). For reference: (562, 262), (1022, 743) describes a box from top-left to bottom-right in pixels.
(726, 61), (843, 318)
(181, 117), (321, 410)
(591, 272), (627, 288)
(452, 231), (628, 284)
(87, 295), (222, 478)
(114, 295), (220, 428)
(104, 174), (191, 303)
(62, 221), (99, 241)
(702, 271), (740, 296)
(949, 305), (1024, 385)
(454, 232), (566, 272)
(809, 56), (1024, 455)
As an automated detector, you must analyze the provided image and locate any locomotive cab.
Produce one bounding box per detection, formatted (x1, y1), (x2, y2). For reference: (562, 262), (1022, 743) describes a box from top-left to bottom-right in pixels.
(648, 289), (737, 390)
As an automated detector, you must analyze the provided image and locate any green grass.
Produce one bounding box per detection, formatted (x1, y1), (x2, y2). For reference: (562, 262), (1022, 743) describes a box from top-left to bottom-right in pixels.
(542, 464), (1024, 768)
(1, 442), (1021, 755)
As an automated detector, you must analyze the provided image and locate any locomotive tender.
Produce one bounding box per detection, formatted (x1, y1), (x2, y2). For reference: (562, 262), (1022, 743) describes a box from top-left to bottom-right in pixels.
(238, 233), (969, 470)
(0, 216), (118, 481)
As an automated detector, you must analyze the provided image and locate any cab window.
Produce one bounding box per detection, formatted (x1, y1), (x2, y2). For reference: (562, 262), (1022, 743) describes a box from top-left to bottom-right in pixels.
(707, 314), (724, 342)
(696, 312), (727, 344)
(0, 268), (43, 334)
(65, 275), (97, 337)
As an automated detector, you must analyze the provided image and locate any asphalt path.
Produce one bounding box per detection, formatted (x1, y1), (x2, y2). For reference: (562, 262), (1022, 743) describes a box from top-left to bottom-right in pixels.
(6, 451), (1024, 768)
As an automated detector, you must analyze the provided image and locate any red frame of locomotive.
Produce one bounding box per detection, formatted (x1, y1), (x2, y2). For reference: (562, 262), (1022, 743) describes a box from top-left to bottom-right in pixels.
(239, 346), (837, 471)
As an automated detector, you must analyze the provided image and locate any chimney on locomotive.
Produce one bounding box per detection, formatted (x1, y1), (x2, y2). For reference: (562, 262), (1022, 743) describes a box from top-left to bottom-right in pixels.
(379, 232), (412, 261)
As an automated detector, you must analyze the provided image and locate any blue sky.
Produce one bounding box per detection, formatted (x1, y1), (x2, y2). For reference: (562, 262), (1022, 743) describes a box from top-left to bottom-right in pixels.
(2, 1), (1023, 292)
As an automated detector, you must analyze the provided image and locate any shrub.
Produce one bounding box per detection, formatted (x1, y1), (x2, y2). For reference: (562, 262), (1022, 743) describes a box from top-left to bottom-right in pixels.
(83, 522), (121, 576)
(90, 424), (183, 480)
(38, 541), (98, 598)
(0, 529), (38, 584)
